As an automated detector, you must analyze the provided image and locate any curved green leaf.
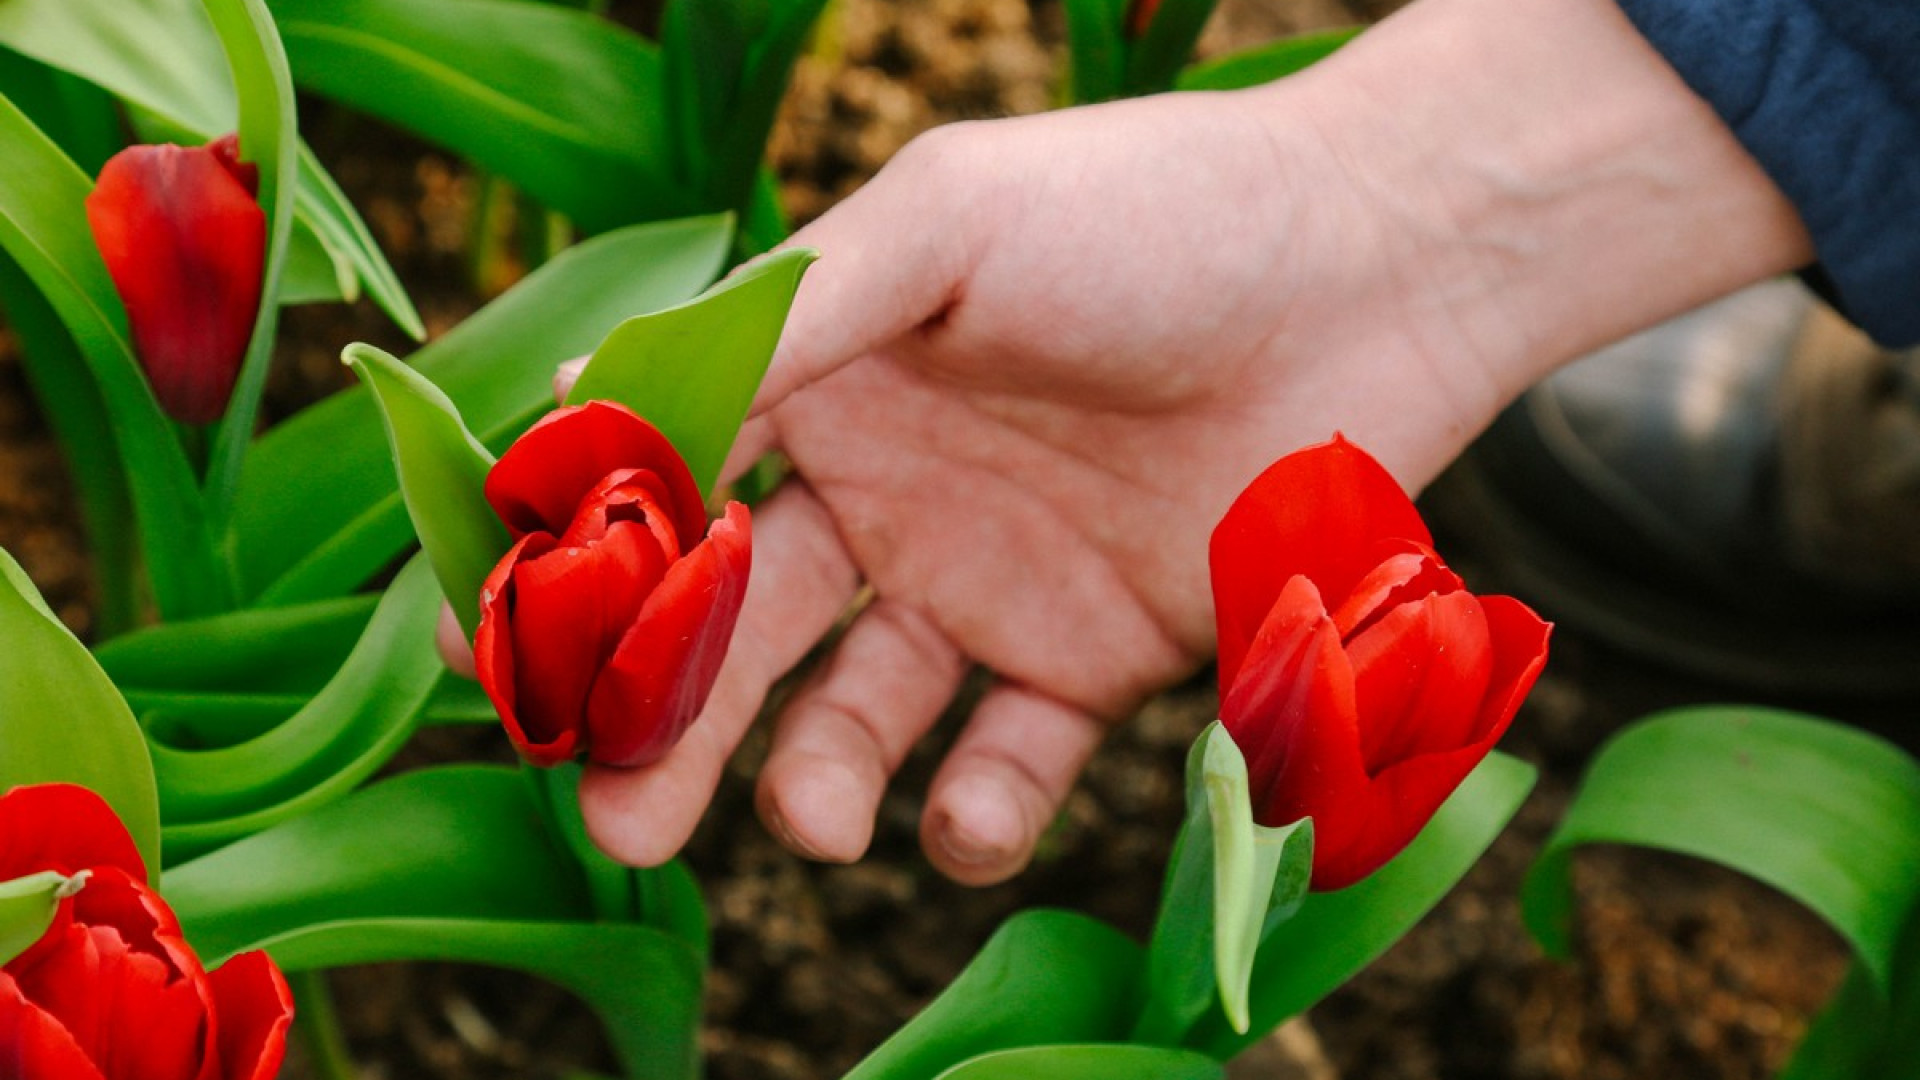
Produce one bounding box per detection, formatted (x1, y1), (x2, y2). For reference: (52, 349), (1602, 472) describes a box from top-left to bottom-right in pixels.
(565, 246), (816, 496)
(843, 910), (1144, 1080)
(1060, 0), (1128, 104)
(1137, 723), (1311, 1045)
(344, 342), (508, 637)
(1522, 707), (1920, 997)
(1187, 751), (1536, 1059)
(1174, 27), (1358, 92)
(0, 548), (161, 878)
(148, 557), (444, 863)
(233, 215), (734, 603)
(0, 871), (77, 968)
(935, 1044), (1222, 1080)
(269, 0), (693, 233)
(96, 593), (379, 696)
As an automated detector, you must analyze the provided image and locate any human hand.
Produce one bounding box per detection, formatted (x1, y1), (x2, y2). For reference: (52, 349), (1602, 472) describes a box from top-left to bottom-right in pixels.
(478, 0), (1809, 885)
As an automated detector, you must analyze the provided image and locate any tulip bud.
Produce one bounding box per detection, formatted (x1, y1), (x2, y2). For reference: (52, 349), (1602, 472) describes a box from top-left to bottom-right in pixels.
(1210, 436), (1551, 890)
(85, 134), (267, 425)
(1126, 0), (1163, 38)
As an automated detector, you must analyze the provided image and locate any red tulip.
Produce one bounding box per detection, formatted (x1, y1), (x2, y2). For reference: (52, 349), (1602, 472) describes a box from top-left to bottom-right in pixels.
(1210, 436), (1550, 890)
(85, 134), (266, 425)
(0, 783), (292, 1079)
(1126, 0), (1163, 38)
(475, 401), (752, 768)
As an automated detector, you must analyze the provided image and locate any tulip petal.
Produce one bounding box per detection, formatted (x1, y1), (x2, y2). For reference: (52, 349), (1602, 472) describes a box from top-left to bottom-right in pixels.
(1346, 590), (1495, 776)
(485, 402), (706, 543)
(0, 786), (146, 884)
(205, 951), (293, 1080)
(506, 524), (672, 761)
(0, 972), (107, 1080)
(587, 501), (752, 767)
(86, 140), (266, 425)
(475, 534), (556, 763)
(1326, 543), (1461, 641)
(1473, 596), (1554, 748)
(1210, 436), (1431, 695)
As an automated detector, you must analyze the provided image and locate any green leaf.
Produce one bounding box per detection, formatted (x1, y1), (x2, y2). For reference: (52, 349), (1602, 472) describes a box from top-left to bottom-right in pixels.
(1060, 0), (1129, 104)
(344, 342), (509, 637)
(1187, 751), (1536, 1059)
(0, 46), (122, 174)
(270, 0), (695, 234)
(0, 547), (161, 879)
(233, 215), (734, 603)
(1174, 27), (1358, 92)
(164, 764), (702, 1080)
(148, 556), (445, 863)
(1521, 706), (1920, 997)
(0, 0), (420, 336)
(700, 0), (831, 215)
(843, 910), (1145, 1080)
(0, 91), (225, 617)
(565, 246), (816, 496)
(0, 871), (75, 968)
(1137, 724), (1312, 1044)
(198, 0), (300, 542)
(1123, 0), (1217, 97)
(935, 1044), (1222, 1080)
(96, 594), (379, 697)
(1781, 902), (1920, 1080)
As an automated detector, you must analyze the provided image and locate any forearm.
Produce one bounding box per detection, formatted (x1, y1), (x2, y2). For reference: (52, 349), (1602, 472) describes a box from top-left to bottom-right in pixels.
(1245, 0), (1814, 409)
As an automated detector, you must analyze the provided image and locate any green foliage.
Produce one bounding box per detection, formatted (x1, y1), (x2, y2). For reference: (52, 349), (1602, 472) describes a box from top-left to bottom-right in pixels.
(166, 765), (704, 1080)
(843, 911), (1147, 1080)
(1136, 723), (1312, 1045)
(0, 548), (161, 878)
(566, 246), (815, 495)
(0, 871), (74, 968)
(935, 1045), (1223, 1080)
(1174, 27), (1358, 91)
(1522, 707), (1920, 995)
(232, 215), (733, 603)
(344, 342), (508, 637)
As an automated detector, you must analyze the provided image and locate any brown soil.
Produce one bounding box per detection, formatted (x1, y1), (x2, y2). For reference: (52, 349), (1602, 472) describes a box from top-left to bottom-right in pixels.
(0, 2), (1886, 1078)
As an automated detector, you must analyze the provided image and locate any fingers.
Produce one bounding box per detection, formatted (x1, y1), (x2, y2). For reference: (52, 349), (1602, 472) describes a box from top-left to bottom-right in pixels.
(435, 603), (476, 679)
(754, 126), (984, 416)
(579, 482), (862, 865)
(552, 356), (587, 403)
(755, 599), (968, 863)
(920, 684), (1110, 886)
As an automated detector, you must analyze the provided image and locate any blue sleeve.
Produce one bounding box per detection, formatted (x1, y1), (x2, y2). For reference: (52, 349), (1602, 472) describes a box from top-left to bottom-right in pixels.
(1611, 0), (1920, 347)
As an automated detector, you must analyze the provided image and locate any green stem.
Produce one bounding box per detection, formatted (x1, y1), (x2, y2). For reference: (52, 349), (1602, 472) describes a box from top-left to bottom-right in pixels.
(291, 969), (357, 1080)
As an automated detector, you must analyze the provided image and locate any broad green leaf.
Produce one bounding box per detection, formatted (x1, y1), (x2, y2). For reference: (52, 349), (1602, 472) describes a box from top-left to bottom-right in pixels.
(1124, 0), (1217, 97)
(344, 342), (508, 637)
(0, 92), (224, 617)
(96, 594), (378, 697)
(1187, 752), (1536, 1059)
(1522, 707), (1920, 996)
(199, 0), (300, 540)
(0, 0), (419, 336)
(935, 1045), (1222, 1080)
(0, 47), (121, 174)
(1782, 901), (1920, 1080)
(269, 0), (694, 233)
(164, 764), (702, 1080)
(148, 557), (444, 863)
(165, 765), (593, 959)
(279, 212), (358, 305)
(0, 871), (75, 968)
(0, 250), (141, 635)
(1060, 0), (1129, 104)
(260, 919), (703, 1080)
(233, 215), (734, 603)
(1174, 26), (1358, 92)
(565, 246), (816, 496)
(0, 548), (161, 879)
(843, 910), (1145, 1080)
(1137, 723), (1311, 1044)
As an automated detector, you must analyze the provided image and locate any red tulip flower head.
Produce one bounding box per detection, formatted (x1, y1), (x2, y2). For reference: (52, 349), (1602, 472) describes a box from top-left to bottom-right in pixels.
(1210, 436), (1550, 891)
(475, 401), (752, 768)
(85, 134), (267, 425)
(1, 784), (293, 1078)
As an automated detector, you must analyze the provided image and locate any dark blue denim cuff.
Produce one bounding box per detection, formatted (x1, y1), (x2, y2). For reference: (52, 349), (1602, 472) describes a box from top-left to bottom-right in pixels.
(1613, 0), (1920, 346)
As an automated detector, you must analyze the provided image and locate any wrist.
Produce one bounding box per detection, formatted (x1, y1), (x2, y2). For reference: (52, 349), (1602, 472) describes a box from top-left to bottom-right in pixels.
(1244, 0), (1813, 413)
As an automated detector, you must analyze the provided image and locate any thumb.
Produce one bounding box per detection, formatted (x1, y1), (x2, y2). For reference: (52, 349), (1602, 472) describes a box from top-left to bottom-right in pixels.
(753, 127), (982, 417)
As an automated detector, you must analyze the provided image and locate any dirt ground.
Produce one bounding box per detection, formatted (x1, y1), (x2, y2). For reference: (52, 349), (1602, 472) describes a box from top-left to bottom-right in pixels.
(0, 1), (1895, 1077)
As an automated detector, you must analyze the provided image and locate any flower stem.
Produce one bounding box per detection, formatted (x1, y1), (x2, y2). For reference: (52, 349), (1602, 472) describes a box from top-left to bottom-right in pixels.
(291, 969), (357, 1080)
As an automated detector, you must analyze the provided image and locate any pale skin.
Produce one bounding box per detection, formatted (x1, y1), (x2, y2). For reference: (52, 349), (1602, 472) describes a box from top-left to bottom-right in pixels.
(445, 0), (1812, 884)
